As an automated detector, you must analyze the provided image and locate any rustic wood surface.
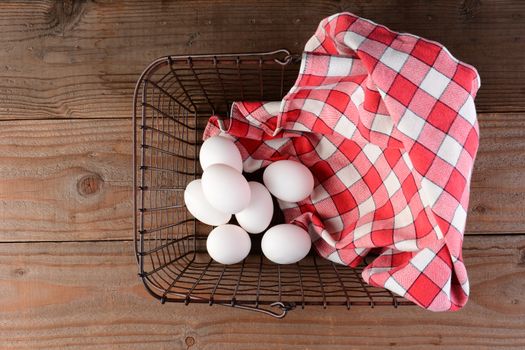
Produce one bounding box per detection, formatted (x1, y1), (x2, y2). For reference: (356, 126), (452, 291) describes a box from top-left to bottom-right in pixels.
(0, 115), (522, 242)
(467, 113), (525, 234)
(0, 0), (524, 121)
(0, 119), (132, 241)
(0, 236), (524, 349)
(1, 0), (524, 348)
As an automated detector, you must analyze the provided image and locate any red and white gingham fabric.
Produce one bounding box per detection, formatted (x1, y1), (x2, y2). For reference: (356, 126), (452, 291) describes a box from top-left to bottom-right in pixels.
(204, 13), (480, 311)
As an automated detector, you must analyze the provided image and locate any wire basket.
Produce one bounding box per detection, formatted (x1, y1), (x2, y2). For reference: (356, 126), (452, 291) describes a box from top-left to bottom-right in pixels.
(132, 49), (411, 318)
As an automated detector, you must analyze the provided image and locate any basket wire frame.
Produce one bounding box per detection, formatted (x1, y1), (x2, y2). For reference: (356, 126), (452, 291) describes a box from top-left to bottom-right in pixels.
(133, 49), (410, 318)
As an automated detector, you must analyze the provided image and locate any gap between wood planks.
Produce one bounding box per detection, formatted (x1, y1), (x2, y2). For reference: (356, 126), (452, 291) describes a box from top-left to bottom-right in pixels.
(0, 233), (523, 245)
(0, 112), (524, 123)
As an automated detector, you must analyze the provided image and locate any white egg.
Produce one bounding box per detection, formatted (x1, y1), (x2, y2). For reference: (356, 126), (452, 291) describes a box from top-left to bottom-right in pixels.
(200, 135), (243, 172)
(183, 179), (231, 226)
(206, 224), (251, 264)
(235, 182), (273, 234)
(263, 160), (314, 202)
(261, 224), (312, 264)
(202, 164), (251, 214)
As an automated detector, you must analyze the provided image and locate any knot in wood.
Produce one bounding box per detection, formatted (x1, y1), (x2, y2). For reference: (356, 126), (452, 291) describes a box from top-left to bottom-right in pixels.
(472, 205), (487, 214)
(77, 174), (103, 196)
(14, 268), (26, 277)
(185, 336), (195, 347)
(519, 248), (525, 266)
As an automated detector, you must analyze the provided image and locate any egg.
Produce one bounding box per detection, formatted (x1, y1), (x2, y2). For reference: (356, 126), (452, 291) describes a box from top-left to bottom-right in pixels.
(200, 135), (243, 172)
(235, 182), (273, 234)
(261, 224), (312, 264)
(263, 160), (314, 202)
(206, 224), (251, 264)
(202, 164), (251, 214)
(183, 179), (231, 226)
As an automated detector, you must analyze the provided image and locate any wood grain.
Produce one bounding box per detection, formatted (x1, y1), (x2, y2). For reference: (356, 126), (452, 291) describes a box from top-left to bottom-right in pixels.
(0, 236), (523, 349)
(0, 119), (132, 241)
(0, 114), (523, 242)
(0, 1), (523, 348)
(0, 0), (523, 122)
(467, 113), (525, 233)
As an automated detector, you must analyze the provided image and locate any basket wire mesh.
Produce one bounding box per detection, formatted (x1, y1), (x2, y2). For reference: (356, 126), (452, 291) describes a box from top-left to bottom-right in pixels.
(132, 49), (410, 318)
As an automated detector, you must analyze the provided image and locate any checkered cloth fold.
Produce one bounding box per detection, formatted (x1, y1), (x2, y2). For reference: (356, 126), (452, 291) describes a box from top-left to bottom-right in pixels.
(204, 13), (480, 311)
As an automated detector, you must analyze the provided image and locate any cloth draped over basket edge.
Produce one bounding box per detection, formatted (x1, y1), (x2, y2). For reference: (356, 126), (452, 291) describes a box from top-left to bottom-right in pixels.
(203, 13), (480, 311)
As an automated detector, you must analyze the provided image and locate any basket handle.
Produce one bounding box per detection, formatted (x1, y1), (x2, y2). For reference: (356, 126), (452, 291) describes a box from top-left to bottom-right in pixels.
(221, 301), (296, 318)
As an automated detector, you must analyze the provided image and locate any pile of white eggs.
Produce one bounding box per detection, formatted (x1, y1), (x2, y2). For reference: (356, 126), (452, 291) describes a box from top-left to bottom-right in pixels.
(184, 135), (315, 265)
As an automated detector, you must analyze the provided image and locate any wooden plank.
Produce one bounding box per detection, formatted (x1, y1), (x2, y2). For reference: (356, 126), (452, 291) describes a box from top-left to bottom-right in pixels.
(0, 119), (132, 241)
(0, 0), (523, 121)
(467, 113), (525, 233)
(0, 236), (524, 349)
(0, 114), (523, 242)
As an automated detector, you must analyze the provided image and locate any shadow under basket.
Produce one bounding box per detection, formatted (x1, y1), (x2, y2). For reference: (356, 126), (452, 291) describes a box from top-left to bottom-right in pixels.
(132, 50), (411, 318)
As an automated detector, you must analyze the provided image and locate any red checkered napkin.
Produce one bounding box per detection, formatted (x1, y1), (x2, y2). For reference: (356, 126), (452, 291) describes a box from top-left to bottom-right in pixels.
(204, 13), (480, 311)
